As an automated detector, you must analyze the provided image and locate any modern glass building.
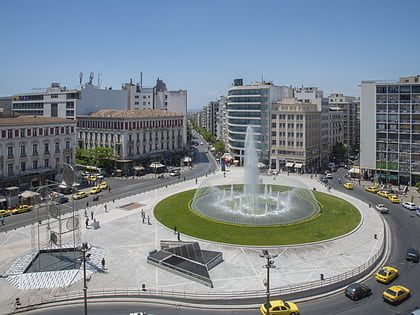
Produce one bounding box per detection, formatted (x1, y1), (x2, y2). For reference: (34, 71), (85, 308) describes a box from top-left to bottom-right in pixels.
(226, 80), (293, 165)
(360, 75), (420, 186)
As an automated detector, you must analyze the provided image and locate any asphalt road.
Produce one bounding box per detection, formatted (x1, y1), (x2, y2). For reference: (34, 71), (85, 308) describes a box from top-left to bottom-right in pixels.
(4, 149), (420, 314)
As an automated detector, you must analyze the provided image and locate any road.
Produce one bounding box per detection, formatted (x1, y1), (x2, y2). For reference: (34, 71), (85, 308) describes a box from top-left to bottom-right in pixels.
(4, 150), (420, 314)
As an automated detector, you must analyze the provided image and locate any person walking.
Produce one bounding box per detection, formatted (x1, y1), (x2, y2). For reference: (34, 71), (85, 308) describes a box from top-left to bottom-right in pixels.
(91, 210), (94, 220)
(85, 218), (89, 229)
(147, 215), (150, 225)
(1, 216), (4, 226)
(104, 204), (108, 212)
(101, 257), (106, 269)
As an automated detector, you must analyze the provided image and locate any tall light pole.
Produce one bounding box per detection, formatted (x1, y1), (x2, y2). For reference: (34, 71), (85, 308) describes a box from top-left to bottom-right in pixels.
(260, 250), (277, 315)
(81, 242), (89, 315)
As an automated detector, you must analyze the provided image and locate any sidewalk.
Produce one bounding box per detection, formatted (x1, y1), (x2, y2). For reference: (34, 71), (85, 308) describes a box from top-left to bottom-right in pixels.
(0, 168), (385, 314)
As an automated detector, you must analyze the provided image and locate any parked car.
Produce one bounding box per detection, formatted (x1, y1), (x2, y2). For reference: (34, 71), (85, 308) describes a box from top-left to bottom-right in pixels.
(343, 182), (354, 190)
(378, 190), (391, 198)
(345, 283), (372, 300)
(402, 202), (417, 210)
(382, 285), (410, 304)
(375, 266), (398, 283)
(388, 195), (400, 203)
(406, 248), (419, 263)
(375, 204), (389, 214)
(260, 300), (300, 315)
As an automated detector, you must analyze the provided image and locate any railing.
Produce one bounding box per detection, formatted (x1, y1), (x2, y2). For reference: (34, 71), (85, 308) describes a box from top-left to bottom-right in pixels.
(15, 227), (386, 310)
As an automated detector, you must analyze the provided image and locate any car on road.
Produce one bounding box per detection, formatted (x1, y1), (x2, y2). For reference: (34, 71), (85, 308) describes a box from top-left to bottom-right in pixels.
(388, 195), (400, 203)
(365, 186), (379, 193)
(12, 205), (33, 214)
(343, 182), (354, 189)
(375, 266), (398, 283)
(0, 209), (11, 217)
(90, 186), (102, 194)
(99, 182), (108, 190)
(402, 202), (417, 210)
(382, 285), (410, 304)
(170, 170), (181, 176)
(53, 196), (69, 204)
(344, 283), (372, 300)
(417, 209), (420, 217)
(378, 190), (391, 198)
(406, 248), (419, 263)
(375, 204), (389, 214)
(326, 173), (332, 179)
(72, 191), (88, 200)
(260, 300), (300, 315)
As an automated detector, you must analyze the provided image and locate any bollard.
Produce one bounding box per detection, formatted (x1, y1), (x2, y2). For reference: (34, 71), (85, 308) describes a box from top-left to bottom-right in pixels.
(142, 284), (146, 291)
(320, 274), (324, 280)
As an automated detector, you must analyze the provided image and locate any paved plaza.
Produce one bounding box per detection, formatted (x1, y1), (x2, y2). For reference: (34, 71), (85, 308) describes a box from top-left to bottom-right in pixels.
(0, 168), (385, 314)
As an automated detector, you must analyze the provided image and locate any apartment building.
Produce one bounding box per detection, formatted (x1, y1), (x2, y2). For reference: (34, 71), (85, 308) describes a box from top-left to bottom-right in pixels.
(77, 109), (186, 169)
(270, 98), (321, 171)
(360, 75), (420, 185)
(0, 116), (77, 189)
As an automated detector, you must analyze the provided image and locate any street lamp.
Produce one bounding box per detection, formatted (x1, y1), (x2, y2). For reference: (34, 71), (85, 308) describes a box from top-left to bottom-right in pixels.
(260, 250), (277, 315)
(80, 242), (89, 315)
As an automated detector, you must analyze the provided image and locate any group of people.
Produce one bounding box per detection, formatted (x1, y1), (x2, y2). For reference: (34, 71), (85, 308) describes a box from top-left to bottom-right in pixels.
(140, 209), (150, 225)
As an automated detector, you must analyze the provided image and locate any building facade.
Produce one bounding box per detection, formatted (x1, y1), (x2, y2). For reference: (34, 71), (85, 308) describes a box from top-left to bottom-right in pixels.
(0, 116), (77, 189)
(77, 109), (186, 168)
(360, 76), (420, 186)
(226, 80), (293, 165)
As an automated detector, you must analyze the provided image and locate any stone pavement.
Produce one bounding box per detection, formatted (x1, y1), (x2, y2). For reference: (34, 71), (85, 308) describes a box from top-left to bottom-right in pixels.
(0, 167), (386, 314)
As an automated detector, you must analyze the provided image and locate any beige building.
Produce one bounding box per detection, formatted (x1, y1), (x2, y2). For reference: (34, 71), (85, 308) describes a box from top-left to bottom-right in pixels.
(270, 99), (321, 172)
(0, 116), (77, 189)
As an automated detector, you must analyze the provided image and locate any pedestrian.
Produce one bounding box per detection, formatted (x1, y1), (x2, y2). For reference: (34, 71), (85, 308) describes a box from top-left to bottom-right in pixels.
(112, 199), (115, 203)
(177, 231), (180, 241)
(84, 209), (87, 217)
(1, 216), (4, 226)
(101, 257), (106, 269)
(147, 215), (150, 225)
(85, 218), (89, 229)
(173, 226), (177, 234)
(91, 210), (94, 220)
(104, 204), (108, 212)
(86, 201), (89, 208)
(108, 186), (111, 193)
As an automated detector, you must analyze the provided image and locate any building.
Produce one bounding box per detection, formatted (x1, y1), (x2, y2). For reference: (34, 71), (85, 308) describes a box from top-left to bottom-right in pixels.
(226, 79), (293, 165)
(328, 93), (360, 154)
(328, 106), (344, 155)
(77, 109), (186, 171)
(123, 78), (187, 115)
(270, 98), (321, 171)
(0, 116), (77, 190)
(360, 75), (420, 186)
(11, 82), (128, 119)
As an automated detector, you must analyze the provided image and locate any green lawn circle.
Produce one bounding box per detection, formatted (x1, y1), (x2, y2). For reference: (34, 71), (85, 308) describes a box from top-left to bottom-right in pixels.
(154, 189), (361, 246)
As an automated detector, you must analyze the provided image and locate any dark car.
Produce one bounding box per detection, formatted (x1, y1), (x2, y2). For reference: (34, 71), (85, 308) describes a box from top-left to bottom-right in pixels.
(345, 283), (372, 300)
(406, 248), (419, 263)
(54, 196), (69, 204)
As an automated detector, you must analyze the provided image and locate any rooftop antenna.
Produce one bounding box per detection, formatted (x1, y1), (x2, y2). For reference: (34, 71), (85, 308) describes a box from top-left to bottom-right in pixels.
(79, 72), (83, 85)
(98, 71), (102, 87)
(140, 72), (143, 88)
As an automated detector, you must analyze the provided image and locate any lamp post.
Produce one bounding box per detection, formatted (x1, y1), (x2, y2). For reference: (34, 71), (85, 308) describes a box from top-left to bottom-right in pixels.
(81, 242), (89, 315)
(260, 250), (277, 315)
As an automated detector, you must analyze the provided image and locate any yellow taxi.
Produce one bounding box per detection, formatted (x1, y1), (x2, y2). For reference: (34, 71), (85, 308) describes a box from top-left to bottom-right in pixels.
(382, 285), (410, 304)
(378, 190), (391, 198)
(388, 195), (400, 203)
(0, 209), (11, 217)
(72, 191), (88, 200)
(365, 186), (379, 193)
(260, 300), (300, 315)
(89, 186), (102, 194)
(343, 182), (354, 190)
(12, 205), (33, 214)
(375, 266), (398, 283)
(99, 182), (108, 190)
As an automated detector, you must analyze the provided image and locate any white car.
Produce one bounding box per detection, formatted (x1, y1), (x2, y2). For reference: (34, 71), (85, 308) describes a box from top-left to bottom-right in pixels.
(326, 173), (333, 179)
(375, 204), (389, 214)
(402, 202), (418, 210)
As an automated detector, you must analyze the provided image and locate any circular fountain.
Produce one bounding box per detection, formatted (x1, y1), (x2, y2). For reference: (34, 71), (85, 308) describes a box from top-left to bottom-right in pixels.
(190, 126), (321, 226)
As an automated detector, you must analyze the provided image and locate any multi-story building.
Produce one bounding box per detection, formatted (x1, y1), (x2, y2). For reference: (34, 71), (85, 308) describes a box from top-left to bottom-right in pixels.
(328, 93), (360, 154)
(11, 82), (128, 119)
(77, 109), (186, 170)
(360, 75), (420, 186)
(123, 78), (187, 115)
(270, 98), (321, 171)
(226, 79), (293, 165)
(0, 116), (77, 189)
(328, 106), (344, 155)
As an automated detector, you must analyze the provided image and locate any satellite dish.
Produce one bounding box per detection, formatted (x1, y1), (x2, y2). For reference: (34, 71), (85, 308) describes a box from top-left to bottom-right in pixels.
(63, 164), (75, 187)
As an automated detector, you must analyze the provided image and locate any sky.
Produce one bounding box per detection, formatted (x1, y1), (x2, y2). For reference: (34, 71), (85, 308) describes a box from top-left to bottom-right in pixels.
(0, 0), (419, 110)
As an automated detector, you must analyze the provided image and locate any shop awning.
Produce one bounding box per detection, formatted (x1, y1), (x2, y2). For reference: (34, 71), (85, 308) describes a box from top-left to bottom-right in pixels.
(295, 163), (303, 168)
(21, 191), (39, 198)
(285, 162), (294, 167)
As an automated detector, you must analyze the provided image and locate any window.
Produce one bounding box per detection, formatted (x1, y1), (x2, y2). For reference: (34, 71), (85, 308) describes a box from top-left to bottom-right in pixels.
(32, 144), (38, 154)
(44, 143), (49, 153)
(32, 128), (37, 137)
(7, 146), (13, 157)
(20, 161), (26, 172)
(51, 94), (58, 98)
(44, 159), (49, 168)
(20, 129), (25, 137)
(55, 127), (59, 135)
(55, 142), (60, 153)
(32, 160), (38, 169)
(7, 129), (13, 138)
(20, 145), (26, 156)
(8, 163), (13, 176)
(65, 141), (70, 150)
(56, 157), (60, 168)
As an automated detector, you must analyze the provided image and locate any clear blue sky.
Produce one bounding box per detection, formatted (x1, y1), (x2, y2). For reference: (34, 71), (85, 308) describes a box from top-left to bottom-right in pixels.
(1, 0), (419, 110)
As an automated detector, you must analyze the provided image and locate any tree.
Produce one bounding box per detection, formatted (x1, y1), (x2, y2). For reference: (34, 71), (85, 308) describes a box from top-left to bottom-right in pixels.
(214, 140), (225, 155)
(76, 147), (114, 169)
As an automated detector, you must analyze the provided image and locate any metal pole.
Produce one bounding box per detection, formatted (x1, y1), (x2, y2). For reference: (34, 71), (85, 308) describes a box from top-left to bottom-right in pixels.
(82, 243), (88, 315)
(260, 250), (277, 315)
